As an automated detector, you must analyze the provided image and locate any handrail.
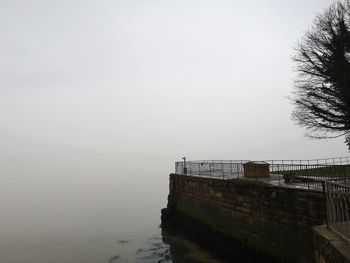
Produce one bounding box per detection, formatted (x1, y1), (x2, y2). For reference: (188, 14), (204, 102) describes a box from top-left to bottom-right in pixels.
(323, 180), (350, 241)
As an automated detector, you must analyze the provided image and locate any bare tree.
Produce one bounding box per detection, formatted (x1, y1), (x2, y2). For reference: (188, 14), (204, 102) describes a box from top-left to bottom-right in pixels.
(292, 0), (350, 148)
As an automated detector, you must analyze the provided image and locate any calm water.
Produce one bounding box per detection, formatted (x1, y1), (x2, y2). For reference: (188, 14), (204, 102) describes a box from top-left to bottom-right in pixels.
(0, 223), (227, 263)
(0, 154), (226, 262)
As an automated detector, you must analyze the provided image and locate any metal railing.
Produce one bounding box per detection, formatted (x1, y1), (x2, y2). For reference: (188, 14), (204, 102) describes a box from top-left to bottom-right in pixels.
(175, 160), (248, 179)
(324, 180), (350, 241)
(266, 156), (350, 166)
(175, 156), (350, 189)
(269, 163), (350, 189)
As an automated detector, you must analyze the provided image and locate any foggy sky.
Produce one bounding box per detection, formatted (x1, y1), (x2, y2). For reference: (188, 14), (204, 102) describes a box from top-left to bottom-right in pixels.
(1, 0), (348, 171)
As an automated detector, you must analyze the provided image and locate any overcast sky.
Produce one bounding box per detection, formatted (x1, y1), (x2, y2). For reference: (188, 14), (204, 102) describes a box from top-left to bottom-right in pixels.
(1, 0), (348, 171)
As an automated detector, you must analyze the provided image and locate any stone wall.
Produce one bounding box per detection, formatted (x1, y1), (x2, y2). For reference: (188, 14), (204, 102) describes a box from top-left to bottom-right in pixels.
(164, 174), (327, 262)
(313, 225), (350, 263)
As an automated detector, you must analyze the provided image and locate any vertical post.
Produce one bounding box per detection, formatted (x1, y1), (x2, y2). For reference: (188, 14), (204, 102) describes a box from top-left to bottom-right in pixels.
(322, 181), (329, 226)
(210, 162), (212, 179)
(281, 160), (284, 185)
(239, 160), (243, 179)
(182, 157), (187, 175)
(237, 163), (240, 179)
(221, 160), (224, 180)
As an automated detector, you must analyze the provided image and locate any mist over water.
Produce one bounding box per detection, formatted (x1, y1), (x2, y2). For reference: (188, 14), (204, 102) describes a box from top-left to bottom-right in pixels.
(0, 151), (229, 262)
(0, 152), (168, 262)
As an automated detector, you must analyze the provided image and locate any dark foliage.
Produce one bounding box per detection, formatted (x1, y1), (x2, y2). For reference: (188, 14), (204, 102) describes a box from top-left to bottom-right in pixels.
(292, 0), (350, 147)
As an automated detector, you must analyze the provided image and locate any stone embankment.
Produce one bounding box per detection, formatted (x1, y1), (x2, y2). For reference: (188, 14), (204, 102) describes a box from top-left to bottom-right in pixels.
(162, 174), (326, 262)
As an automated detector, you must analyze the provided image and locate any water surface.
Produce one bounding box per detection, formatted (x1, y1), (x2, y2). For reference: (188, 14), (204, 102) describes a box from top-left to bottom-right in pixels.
(0, 154), (227, 262)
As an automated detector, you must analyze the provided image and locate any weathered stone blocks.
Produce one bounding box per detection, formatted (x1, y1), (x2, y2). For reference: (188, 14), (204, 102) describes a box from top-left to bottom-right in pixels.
(164, 174), (327, 262)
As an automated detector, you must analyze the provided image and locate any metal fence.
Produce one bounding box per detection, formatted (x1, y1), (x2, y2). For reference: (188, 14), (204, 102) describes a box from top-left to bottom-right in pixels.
(175, 160), (248, 179)
(266, 156), (350, 166)
(175, 156), (350, 189)
(269, 163), (350, 189)
(324, 180), (350, 241)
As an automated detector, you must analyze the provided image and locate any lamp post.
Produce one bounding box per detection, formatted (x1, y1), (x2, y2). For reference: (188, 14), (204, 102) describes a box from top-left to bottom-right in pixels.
(182, 157), (187, 175)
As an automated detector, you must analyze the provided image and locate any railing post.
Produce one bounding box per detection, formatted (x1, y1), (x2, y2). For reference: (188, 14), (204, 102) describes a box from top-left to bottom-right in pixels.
(221, 160), (224, 180)
(209, 162), (212, 179)
(322, 181), (328, 226)
(182, 157), (187, 175)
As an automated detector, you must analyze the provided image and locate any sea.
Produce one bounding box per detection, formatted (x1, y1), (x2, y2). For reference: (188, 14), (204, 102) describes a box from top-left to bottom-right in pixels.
(0, 153), (227, 263)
